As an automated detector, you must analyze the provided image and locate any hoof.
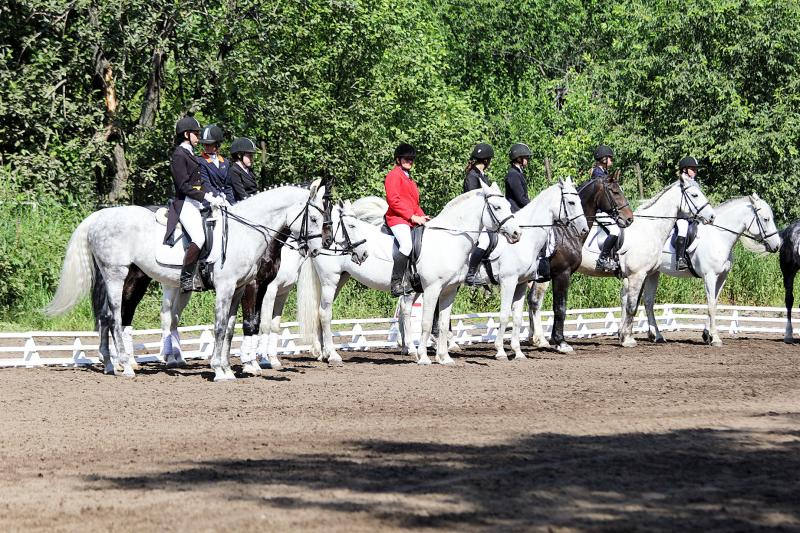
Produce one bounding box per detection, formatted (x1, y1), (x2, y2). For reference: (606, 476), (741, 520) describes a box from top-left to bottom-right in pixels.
(495, 353), (509, 361)
(653, 336), (666, 344)
(711, 339), (723, 347)
(213, 368), (236, 382)
(784, 336), (794, 344)
(121, 365), (135, 378)
(328, 358), (343, 367)
(417, 357), (432, 366)
(448, 341), (462, 353)
(512, 353), (527, 361)
(165, 359), (179, 369)
(702, 330), (712, 344)
(556, 343), (574, 354)
(174, 355), (187, 368)
(242, 361), (261, 376)
(621, 338), (637, 348)
(130, 359), (141, 371)
(104, 363), (115, 375)
(438, 357), (455, 366)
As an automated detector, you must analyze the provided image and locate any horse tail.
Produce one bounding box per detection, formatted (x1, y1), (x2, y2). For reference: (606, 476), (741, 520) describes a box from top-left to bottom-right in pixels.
(44, 211), (100, 317)
(351, 196), (388, 226)
(297, 259), (321, 345)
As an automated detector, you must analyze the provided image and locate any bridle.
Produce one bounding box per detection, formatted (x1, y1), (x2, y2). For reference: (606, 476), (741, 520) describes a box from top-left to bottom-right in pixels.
(745, 199), (779, 250)
(597, 178), (630, 225)
(679, 179), (711, 220)
(482, 193), (516, 233)
(324, 201), (367, 262)
(555, 184), (583, 227)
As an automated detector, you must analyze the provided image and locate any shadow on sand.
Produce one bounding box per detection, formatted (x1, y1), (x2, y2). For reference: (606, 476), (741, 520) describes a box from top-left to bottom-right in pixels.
(86, 423), (800, 530)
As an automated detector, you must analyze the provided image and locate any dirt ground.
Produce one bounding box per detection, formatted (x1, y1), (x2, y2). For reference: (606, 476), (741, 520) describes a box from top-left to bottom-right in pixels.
(1, 333), (799, 532)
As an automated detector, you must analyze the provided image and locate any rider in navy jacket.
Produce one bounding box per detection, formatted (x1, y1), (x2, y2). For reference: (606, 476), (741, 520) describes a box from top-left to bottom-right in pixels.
(197, 124), (234, 205)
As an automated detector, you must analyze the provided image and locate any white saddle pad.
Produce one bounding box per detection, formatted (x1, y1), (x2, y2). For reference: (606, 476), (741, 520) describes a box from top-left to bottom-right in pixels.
(661, 227), (700, 256)
(155, 213), (223, 266)
(584, 225), (610, 255)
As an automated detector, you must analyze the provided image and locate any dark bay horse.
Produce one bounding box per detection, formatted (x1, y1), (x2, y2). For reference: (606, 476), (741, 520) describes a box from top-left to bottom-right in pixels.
(526, 171), (635, 352)
(780, 221), (800, 342)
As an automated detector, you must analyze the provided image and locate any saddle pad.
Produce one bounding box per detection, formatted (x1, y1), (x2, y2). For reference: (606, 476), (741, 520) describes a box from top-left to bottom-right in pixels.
(662, 226), (700, 256)
(156, 214), (222, 266)
(583, 225), (610, 255)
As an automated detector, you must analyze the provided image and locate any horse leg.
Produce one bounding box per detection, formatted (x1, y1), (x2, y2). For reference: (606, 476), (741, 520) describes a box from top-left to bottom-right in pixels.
(397, 293), (415, 358)
(510, 282), (528, 359)
(222, 286), (246, 379)
(120, 265), (151, 369)
(170, 289), (191, 366)
(703, 271), (727, 346)
(318, 281), (342, 366)
(527, 281), (550, 348)
(435, 287), (458, 366)
(161, 287), (178, 367)
(417, 285), (440, 365)
(549, 272), (573, 353)
(98, 310), (114, 374)
(210, 284), (237, 382)
(619, 272), (646, 347)
(102, 265), (135, 376)
(781, 262), (796, 343)
(643, 271), (665, 343)
(494, 280), (516, 360)
(239, 281), (261, 376)
(258, 284), (284, 370)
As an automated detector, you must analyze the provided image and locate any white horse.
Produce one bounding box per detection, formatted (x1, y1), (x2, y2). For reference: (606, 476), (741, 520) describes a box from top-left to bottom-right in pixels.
(45, 184), (327, 380)
(567, 177), (716, 347)
(642, 194), (781, 346)
(298, 181), (522, 365)
(473, 178), (588, 359)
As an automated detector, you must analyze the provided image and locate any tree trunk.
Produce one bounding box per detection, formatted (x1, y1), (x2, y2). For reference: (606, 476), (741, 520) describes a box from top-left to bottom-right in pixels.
(138, 50), (165, 128)
(94, 52), (130, 203)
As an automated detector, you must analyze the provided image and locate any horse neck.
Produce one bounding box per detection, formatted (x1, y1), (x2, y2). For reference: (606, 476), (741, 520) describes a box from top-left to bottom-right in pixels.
(233, 188), (307, 228)
(430, 192), (485, 233)
(579, 180), (599, 231)
(517, 185), (558, 226)
(636, 185), (684, 240)
(710, 199), (750, 245)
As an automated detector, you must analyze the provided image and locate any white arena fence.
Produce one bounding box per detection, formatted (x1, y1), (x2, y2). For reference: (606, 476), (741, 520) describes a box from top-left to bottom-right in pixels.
(0, 304), (793, 368)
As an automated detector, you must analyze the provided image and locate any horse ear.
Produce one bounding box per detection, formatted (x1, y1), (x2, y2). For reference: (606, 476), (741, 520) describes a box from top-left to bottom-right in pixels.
(314, 185), (326, 204)
(479, 179), (492, 195)
(752, 192), (760, 201)
(491, 181), (501, 194)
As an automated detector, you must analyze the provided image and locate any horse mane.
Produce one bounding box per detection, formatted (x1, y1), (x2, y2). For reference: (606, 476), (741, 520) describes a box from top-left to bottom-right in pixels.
(440, 189), (482, 212)
(256, 224), (290, 284)
(716, 196), (749, 209)
(636, 181), (679, 211)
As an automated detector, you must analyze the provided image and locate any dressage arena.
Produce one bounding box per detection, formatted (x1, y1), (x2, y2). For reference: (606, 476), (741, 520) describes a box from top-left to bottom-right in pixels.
(1, 307), (799, 531)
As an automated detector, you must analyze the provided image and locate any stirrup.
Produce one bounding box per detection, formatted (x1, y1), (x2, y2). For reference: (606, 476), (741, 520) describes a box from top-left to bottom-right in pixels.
(676, 258), (689, 271)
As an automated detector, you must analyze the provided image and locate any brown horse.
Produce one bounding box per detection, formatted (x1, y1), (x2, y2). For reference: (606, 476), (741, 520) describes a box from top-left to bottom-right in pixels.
(527, 171), (635, 352)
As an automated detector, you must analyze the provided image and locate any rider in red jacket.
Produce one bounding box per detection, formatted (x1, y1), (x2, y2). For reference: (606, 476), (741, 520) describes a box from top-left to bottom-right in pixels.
(385, 143), (428, 296)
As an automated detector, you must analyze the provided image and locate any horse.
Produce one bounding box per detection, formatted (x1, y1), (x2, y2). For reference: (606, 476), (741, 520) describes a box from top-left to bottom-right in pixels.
(471, 177), (589, 360)
(298, 180), (522, 365)
(780, 220), (800, 343)
(642, 194), (781, 346)
(542, 177), (716, 347)
(526, 172), (635, 352)
(45, 184), (328, 381)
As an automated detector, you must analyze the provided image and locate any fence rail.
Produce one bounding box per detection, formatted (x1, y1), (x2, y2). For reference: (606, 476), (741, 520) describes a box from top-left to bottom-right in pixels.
(0, 304), (792, 368)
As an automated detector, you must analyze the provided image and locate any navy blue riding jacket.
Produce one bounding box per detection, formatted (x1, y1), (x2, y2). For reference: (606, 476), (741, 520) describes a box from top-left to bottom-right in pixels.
(504, 164), (530, 213)
(198, 152), (234, 204)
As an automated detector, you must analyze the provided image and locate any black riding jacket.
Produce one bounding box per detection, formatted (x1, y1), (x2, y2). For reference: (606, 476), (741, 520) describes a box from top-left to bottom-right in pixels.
(229, 163), (259, 202)
(504, 164), (530, 213)
(463, 167), (491, 193)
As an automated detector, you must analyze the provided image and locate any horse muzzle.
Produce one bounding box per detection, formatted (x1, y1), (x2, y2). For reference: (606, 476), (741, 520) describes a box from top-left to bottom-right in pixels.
(504, 229), (521, 244)
(351, 250), (368, 265)
(617, 214), (634, 228)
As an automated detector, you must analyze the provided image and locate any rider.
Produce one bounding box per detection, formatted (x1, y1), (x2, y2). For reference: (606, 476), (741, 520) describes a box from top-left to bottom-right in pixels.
(197, 124), (234, 205)
(385, 143), (429, 297)
(169, 116), (226, 292)
(464, 142), (496, 285)
(228, 137), (259, 202)
(675, 156), (700, 271)
(593, 144), (620, 272)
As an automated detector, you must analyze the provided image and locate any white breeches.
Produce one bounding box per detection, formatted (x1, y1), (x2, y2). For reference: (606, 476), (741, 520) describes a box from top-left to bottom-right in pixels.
(477, 232), (491, 249)
(179, 198), (206, 248)
(390, 223), (412, 256)
(596, 212), (620, 237)
(676, 218), (689, 237)
(545, 229), (556, 256)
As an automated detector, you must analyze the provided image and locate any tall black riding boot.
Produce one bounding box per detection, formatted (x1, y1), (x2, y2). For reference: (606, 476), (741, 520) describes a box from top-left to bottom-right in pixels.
(675, 236), (688, 271)
(534, 253), (551, 283)
(596, 235), (619, 272)
(180, 243), (201, 293)
(390, 248), (410, 297)
(465, 247), (487, 286)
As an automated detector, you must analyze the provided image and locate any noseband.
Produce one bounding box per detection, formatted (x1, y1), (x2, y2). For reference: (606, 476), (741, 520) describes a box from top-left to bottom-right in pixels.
(748, 200), (779, 247)
(679, 181), (711, 219)
(483, 193), (515, 233)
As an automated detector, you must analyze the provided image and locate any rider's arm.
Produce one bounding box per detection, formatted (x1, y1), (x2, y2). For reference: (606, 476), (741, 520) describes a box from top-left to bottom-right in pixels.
(170, 151), (206, 202)
(229, 166), (248, 202)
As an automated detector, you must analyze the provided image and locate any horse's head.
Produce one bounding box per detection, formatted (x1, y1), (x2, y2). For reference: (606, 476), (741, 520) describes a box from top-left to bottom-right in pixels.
(678, 176), (716, 224)
(597, 170), (634, 227)
(480, 181), (521, 244)
(288, 184), (328, 258)
(744, 193), (782, 253)
(330, 199), (369, 265)
(557, 177), (589, 237)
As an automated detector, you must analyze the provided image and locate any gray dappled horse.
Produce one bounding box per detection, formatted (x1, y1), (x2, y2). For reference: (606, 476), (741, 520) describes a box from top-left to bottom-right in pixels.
(45, 184), (327, 381)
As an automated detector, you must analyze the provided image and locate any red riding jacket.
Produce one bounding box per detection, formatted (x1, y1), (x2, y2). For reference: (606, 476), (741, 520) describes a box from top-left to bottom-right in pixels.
(384, 165), (426, 227)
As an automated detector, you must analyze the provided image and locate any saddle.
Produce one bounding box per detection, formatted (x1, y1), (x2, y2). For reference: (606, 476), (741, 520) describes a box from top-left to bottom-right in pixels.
(155, 203), (220, 290)
(667, 219), (701, 278)
(382, 223), (425, 293)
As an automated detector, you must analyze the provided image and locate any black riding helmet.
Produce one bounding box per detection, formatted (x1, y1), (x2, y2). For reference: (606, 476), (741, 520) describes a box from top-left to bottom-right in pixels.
(199, 124), (224, 145)
(175, 116), (201, 135)
(394, 143), (417, 161)
(678, 156), (700, 170)
(594, 144), (614, 160)
(231, 137), (258, 155)
(509, 143), (532, 161)
(471, 142), (494, 160)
